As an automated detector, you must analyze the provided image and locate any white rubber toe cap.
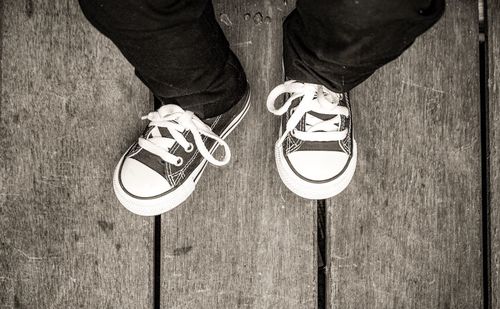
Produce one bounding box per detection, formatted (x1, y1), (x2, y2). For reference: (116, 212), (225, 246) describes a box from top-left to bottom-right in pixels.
(287, 151), (349, 181)
(119, 158), (172, 198)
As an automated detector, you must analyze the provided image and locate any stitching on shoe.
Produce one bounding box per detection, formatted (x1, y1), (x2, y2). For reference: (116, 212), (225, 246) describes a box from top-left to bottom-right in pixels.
(171, 169), (185, 186)
(285, 115), (305, 154)
(166, 161), (175, 185)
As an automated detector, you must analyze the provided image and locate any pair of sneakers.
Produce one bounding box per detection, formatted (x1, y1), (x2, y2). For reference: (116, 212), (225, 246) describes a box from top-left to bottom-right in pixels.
(113, 80), (357, 216)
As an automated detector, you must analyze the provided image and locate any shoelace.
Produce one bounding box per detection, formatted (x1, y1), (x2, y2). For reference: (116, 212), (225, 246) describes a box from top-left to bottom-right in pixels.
(138, 105), (230, 167)
(266, 80), (349, 147)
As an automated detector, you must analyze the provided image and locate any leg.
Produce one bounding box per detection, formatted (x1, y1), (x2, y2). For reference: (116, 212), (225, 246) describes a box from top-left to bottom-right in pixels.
(283, 0), (445, 92)
(79, 0), (251, 215)
(266, 0), (445, 199)
(78, 0), (247, 118)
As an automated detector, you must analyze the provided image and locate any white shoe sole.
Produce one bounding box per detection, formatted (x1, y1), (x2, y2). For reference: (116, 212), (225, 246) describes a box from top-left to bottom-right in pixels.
(275, 140), (357, 200)
(113, 92), (251, 216)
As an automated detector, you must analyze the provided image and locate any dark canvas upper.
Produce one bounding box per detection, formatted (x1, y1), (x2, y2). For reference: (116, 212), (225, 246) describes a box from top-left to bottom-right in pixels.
(119, 88), (250, 197)
(282, 92), (353, 183)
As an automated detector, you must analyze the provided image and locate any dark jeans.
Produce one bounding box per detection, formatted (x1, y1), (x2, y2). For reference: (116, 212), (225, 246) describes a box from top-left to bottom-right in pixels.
(79, 0), (445, 118)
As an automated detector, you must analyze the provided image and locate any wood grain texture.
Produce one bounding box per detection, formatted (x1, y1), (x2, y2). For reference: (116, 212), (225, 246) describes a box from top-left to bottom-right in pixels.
(160, 1), (317, 308)
(0, 1), (153, 307)
(488, 1), (500, 308)
(326, 2), (483, 308)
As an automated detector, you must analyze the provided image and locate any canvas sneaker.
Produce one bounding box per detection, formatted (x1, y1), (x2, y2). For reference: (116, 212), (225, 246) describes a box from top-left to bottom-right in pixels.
(113, 87), (251, 216)
(266, 80), (356, 199)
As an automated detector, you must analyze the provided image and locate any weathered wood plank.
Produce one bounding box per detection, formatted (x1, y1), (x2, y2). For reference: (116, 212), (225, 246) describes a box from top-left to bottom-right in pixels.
(0, 1), (153, 307)
(160, 1), (317, 308)
(326, 2), (483, 308)
(488, 1), (500, 307)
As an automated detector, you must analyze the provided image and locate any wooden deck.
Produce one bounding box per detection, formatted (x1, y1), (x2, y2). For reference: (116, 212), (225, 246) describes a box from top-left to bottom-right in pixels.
(0, 1), (496, 308)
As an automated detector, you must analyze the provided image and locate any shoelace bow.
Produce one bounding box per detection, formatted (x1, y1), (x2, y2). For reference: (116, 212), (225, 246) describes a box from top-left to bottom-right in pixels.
(138, 105), (230, 167)
(266, 80), (349, 147)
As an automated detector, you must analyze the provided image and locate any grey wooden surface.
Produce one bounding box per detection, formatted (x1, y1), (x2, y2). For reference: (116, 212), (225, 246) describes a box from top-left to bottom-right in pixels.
(326, 2), (483, 308)
(0, 0), (493, 308)
(160, 1), (317, 308)
(0, 1), (153, 307)
(489, 1), (500, 308)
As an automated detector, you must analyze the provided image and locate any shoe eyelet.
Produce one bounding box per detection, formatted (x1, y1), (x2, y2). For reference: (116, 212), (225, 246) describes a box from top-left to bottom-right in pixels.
(185, 143), (194, 153)
(174, 157), (184, 166)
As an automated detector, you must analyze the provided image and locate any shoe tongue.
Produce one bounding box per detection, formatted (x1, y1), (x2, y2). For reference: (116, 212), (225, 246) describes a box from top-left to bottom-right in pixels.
(304, 112), (341, 132)
(157, 104), (184, 116)
(304, 98), (339, 127)
(139, 126), (177, 151)
(141, 122), (175, 141)
(307, 110), (336, 121)
(201, 115), (217, 127)
(304, 100), (345, 132)
(322, 86), (339, 101)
